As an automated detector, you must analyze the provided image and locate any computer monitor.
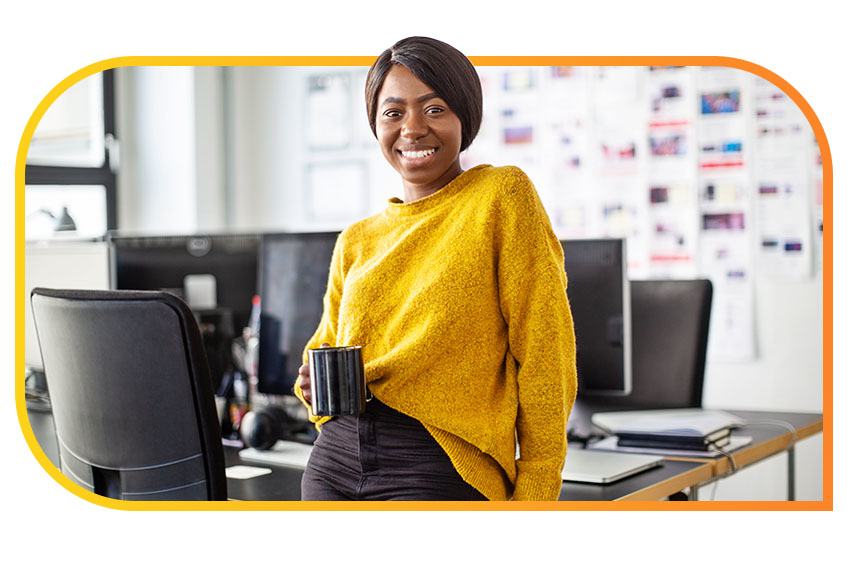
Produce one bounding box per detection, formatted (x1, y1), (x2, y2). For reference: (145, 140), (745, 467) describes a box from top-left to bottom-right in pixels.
(24, 240), (113, 381)
(256, 232), (339, 396)
(110, 232), (259, 331)
(561, 238), (632, 397)
(110, 232), (260, 391)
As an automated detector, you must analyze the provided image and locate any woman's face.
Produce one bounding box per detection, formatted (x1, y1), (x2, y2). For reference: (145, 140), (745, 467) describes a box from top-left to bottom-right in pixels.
(375, 65), (463, 198)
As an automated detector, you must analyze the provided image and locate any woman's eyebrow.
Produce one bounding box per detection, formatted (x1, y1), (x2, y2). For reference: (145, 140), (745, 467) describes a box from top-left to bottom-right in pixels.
(381, 93), (440, 106)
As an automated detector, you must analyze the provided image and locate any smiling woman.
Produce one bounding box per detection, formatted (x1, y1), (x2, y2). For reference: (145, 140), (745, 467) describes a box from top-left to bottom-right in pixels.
(373, 65), (464, 201)
(293, 37), (578, 502)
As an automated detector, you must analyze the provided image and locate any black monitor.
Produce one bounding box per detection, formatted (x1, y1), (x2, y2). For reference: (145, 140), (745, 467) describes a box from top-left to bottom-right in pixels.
(256, 232), (339, 396)
(561, 238), (632, 397)
(110, 232), (260, 391)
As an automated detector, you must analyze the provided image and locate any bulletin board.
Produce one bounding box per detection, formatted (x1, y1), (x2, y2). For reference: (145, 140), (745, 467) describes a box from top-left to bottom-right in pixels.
(299, 66), (822, 362)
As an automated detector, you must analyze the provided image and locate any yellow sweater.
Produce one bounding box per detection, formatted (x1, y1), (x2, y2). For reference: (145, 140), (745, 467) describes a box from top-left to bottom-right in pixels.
(296, 164), (577, 501)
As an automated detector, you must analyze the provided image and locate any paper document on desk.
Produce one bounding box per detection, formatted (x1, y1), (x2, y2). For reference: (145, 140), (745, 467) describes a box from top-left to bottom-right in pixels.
(225, 465), (273, 480)
(239, 440), (313, 469)
(591, 408), (744, 437)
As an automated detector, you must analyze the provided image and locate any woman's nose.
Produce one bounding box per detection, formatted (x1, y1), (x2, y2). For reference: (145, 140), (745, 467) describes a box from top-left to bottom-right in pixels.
(401, 110), (427, 139)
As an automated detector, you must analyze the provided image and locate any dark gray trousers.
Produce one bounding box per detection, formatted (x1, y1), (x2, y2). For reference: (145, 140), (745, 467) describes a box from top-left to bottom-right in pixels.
(301, 397), (487, 501)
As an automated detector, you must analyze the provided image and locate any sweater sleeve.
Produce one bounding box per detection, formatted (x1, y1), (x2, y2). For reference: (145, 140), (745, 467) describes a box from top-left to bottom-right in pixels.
(496, 169), (578, 501)
(294, 231), (346, 425)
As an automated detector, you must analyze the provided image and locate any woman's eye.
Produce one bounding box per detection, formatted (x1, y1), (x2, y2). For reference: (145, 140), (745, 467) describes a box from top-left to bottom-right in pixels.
(427, 106), (445, 114)
(383, 110), (401, 118)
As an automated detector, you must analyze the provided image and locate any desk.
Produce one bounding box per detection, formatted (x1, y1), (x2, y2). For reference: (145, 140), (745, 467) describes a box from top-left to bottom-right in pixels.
(223, 445), (712, 502)
(26, 402), (710, 502)
(579, 407), (823, 500)
(660, 410), (823, 501)
(560, 459), (710, 501)
(24, 403), (819, 502)
(224, 446), (304, 501)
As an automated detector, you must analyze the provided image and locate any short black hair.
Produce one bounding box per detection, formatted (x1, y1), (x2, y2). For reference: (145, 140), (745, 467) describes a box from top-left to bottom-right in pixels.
(365, 36), (483, 152)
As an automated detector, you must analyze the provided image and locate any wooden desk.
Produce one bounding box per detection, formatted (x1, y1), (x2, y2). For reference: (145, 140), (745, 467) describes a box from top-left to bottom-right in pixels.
(224, 446), (304, 501)
(223, 444), (712, 502)
(663, 410), (823, 500)
(558, 459), (711, 501)
(25, 403), (817, 502)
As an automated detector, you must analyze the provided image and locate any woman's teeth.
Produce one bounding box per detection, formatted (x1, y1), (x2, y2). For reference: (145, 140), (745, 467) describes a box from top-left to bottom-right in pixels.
(401, 149), (435, 159)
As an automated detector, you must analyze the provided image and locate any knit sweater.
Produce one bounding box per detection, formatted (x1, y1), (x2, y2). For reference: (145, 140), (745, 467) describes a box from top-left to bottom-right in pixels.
(296, 164), (577, 501)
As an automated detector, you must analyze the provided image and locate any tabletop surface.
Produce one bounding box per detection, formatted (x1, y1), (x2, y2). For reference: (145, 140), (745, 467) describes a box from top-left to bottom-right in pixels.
(223, 445), (713, 502)
(25, 402), (821, 503)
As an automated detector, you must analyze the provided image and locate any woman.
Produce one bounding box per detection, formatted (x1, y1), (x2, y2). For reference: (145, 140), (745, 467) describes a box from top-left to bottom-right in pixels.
(295, 37), (577, 501)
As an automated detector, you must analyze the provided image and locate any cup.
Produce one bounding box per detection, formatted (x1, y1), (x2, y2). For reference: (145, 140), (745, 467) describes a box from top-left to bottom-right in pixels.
(307, 345), (367, 416)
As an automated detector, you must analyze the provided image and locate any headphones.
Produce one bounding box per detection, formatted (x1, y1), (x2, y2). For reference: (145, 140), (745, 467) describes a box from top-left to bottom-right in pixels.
(239, 405), (292, 450)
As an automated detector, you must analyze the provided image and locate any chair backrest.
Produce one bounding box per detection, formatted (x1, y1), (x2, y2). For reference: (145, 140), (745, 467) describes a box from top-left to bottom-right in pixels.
(30, 288), (227, 501)
(627, 279), (712, 408)
(575, 279), (712, 412)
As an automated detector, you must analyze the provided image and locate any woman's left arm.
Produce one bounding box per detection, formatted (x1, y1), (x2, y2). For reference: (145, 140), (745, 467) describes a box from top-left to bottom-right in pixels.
(496, 169), (578, 501)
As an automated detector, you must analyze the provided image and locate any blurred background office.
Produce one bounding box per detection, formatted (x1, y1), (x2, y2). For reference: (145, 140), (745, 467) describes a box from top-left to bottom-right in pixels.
(23, 64), (824, 500)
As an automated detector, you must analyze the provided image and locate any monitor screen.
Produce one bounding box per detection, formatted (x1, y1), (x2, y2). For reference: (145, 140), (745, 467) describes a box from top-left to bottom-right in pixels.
(111, 233), (260, 392)
(257, 232), (339, 396)
(25, 240), (113, 372)
(111, 233), (259, 332)
(561, 238), (631, 397)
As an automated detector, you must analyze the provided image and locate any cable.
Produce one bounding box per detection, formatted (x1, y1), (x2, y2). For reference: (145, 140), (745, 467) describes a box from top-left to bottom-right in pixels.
(711, 442), (738, 473)
(731, 418), (798, 449)
(705, 418), (798, 500)
(709, 480), (719, 501)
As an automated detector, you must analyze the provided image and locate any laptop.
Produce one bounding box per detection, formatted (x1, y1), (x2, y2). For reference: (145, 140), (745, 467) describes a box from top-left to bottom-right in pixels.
(562, 447), (663, 484)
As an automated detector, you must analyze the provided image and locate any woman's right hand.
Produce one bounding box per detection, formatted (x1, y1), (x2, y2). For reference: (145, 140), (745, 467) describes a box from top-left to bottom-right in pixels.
(297, 361), (312, 405)
(297, 342), (329, 405)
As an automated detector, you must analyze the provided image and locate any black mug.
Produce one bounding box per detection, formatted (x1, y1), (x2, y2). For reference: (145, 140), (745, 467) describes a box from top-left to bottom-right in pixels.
(308, 346), (366, 416)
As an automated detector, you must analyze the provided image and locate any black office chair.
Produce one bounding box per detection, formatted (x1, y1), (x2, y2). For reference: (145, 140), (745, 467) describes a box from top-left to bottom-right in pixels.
(30, 288), (227, 501)
(626, 279), (712, 407)
(569, 279), (713, 437)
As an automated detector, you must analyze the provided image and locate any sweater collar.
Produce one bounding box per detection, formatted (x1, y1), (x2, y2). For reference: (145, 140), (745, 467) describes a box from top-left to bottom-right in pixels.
(384, 164), (491, 217)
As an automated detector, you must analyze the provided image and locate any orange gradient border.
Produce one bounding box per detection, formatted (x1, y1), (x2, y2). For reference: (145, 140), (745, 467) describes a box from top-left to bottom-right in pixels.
(15, 55), (833, 512)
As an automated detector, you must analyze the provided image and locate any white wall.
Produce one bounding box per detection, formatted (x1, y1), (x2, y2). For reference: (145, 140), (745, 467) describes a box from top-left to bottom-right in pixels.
(226, 66), (396, 233)
(702, 274), (823, 500)
(115, 65), (825, 501)
(117, 66), (228, 233)
(227, 67), (301, 231)
(705, 277), (823, 413)
(193, 67), (227, 230)
(117, 67), (195, 232)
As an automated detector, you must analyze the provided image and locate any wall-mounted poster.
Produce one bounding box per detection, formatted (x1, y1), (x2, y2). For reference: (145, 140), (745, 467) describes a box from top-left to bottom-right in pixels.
(752, 76), (814, 279)
(645, 66), (698, 278)
(294, 65), (819, 363)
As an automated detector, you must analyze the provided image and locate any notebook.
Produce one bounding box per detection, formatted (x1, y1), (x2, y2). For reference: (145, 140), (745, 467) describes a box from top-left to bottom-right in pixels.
(591, 408), (743, 437)
(562, 447), (663, 484)
(591, 408), (744, 451)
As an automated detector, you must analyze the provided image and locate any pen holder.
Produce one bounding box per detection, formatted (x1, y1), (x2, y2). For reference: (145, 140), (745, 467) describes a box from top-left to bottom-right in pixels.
(308, 346), (367, 416)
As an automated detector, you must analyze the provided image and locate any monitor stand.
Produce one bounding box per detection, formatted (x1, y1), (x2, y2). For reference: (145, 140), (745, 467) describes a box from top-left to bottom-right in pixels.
(567, 397), (638, 444)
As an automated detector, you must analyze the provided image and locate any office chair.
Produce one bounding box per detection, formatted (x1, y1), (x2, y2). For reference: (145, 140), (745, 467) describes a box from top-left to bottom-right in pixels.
(626, 279), (712, 407)
(30, 288), (227, 501)
(569, 279), (713, 436)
